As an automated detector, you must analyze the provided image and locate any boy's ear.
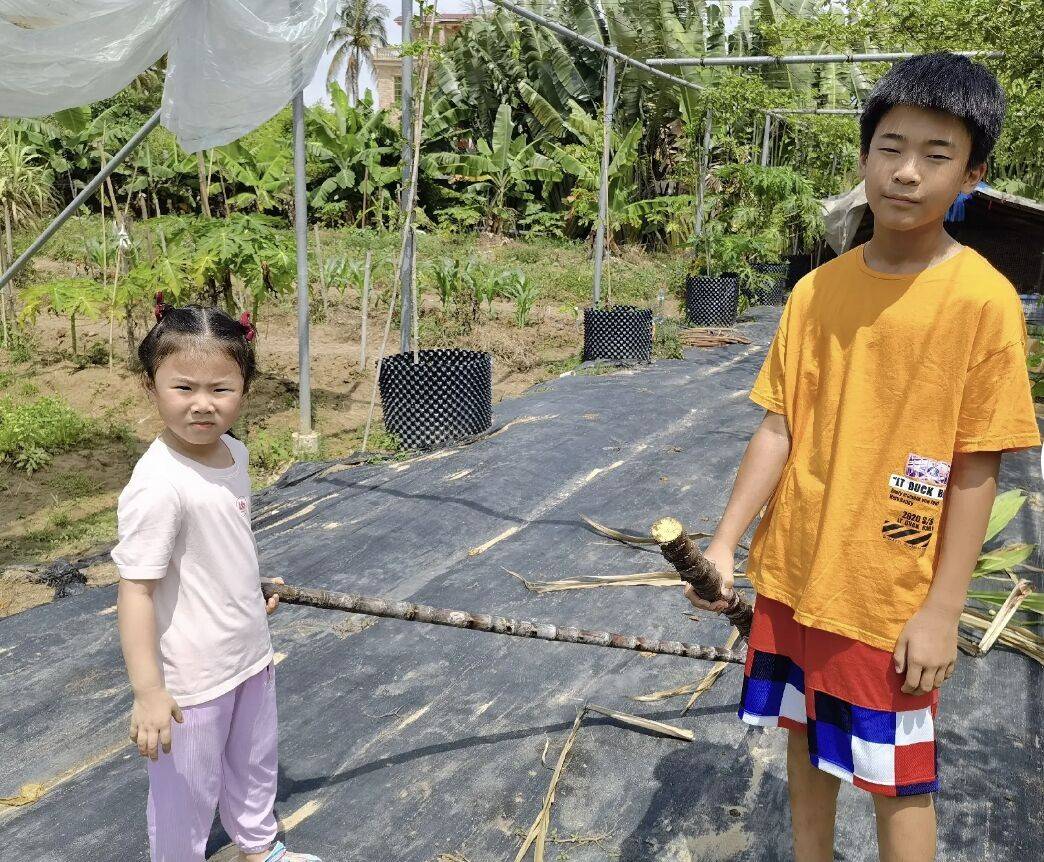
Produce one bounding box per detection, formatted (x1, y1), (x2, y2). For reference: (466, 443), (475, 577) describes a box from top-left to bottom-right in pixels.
(858, 150), (867, 179)
(961, 161), (987, 194)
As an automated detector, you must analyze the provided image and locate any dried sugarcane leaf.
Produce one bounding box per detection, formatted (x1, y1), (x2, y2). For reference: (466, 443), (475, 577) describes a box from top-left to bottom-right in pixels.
(682, 627), (741, 716)
(975, 580), (1033, 654)
(585, 703), (694, 741)
(974, 543), (1035, 574)
(506, 568), (680, 593)
(514, 708), (586, 862)
(983, 489), (1028, 543)
(631, 679), (701, 703)
(960, 610), (1044, 665)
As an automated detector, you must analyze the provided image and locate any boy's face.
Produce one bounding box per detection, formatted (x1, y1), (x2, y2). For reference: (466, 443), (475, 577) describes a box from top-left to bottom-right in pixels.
(860, 104), (987, 232)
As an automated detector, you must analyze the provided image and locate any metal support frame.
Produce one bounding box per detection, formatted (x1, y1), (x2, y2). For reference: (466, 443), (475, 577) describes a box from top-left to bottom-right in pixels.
(399, 0), (415, 355)
(488, 0), (702, 93)
(648, 50), (1003, 68)
(768, 108), (862, 115)
(592, 55), (615, 308)
(0, 109), (162, 293)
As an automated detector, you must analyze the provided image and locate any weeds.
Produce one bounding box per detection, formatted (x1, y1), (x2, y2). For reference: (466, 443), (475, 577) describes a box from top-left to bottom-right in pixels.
(0, 397), (96, 475)
(653, 319), (684, 360)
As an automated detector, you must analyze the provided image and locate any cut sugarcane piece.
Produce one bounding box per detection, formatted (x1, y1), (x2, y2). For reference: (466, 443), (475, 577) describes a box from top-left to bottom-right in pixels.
(262, 582), (744, 664)
(652, 516), (754, 639)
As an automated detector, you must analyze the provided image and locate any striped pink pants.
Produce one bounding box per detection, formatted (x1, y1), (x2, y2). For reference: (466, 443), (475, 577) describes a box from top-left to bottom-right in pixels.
(146, 663), (279, 861)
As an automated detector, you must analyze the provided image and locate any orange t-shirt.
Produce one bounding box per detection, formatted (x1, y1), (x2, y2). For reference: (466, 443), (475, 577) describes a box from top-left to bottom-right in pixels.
(747, 244), (1041, 651)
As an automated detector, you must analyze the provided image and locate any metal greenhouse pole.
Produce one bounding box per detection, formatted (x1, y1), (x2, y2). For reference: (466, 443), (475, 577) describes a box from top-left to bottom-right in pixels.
(592, 54), (616, 308)
(647, 50), (1004, 67)
(399, 0), (415, 355)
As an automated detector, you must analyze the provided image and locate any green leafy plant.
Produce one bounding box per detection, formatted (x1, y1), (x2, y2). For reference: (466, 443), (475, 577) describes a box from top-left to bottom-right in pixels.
(502, 272), (539, 328)
(0, 396), (95, 475)
(428, 257), (460, 311)
(19, 278), (109, 356)
(426, 102), (560, 234)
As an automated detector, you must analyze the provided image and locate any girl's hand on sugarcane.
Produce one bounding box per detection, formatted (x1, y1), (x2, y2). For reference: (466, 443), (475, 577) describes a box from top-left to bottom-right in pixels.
(129, 687), (183, 761)
(682, 540), (735, 613)
(262, 577), (284, 615)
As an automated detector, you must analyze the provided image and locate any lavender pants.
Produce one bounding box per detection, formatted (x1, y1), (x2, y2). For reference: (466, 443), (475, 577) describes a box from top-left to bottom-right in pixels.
(146, 663), (279, 861)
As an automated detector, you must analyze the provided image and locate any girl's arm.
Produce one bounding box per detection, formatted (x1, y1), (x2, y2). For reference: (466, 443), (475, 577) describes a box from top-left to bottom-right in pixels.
(893, 449), (1001, 695)
(685, 410), (792, 611)
(117, 578), (183, 759)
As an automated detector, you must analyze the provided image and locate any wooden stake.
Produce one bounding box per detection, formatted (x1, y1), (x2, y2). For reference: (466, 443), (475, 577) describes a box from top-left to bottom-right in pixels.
(261, 582), (744, 664)
(652, 516), (754, 639)
(312, 224), (330, 319)
(360, 249), (371, 369)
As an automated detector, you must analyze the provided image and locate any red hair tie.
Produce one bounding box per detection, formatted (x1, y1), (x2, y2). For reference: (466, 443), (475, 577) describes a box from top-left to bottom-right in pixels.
(153, 291), (167, 322)
(239, 311), (257, 342)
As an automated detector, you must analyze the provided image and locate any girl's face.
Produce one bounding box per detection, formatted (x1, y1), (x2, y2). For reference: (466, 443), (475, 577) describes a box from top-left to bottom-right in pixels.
(149, 348), (246, 448)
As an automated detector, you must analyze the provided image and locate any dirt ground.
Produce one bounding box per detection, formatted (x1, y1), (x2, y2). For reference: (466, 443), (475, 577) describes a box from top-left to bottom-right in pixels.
(1, 260), (641, 617)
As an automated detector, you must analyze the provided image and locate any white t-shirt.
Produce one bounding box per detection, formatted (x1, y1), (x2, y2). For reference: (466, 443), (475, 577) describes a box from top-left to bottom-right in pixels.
(112, 434), (273, 707)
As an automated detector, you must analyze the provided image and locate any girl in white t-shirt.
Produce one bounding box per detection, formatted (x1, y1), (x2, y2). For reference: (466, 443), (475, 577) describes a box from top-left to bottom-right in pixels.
(113, 295), (321, 862)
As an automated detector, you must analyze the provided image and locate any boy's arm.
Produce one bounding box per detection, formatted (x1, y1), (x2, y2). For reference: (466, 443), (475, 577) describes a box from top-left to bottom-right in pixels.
(893, 450), (1001, 695)
(687, 410), (792, 611)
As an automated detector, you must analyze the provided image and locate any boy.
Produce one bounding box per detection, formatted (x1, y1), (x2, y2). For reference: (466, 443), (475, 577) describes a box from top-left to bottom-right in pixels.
(685, 53), (1040, 861)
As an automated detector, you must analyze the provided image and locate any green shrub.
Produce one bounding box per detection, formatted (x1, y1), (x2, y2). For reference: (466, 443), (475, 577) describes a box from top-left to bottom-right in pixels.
(653, 319), (684, 360)
(0, 397), (96, 475)
(248, 428), (297, 475)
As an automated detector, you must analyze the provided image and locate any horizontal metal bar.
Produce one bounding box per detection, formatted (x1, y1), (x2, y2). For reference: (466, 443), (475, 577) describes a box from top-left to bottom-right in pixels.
(768, 108), (863, 116)
(648, 50), (1004, 68)
(0, 109), (162, 292)
(488, 0), (702, 92)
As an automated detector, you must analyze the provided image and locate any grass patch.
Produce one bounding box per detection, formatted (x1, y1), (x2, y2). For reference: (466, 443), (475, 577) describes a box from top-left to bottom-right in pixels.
(0, 395), (133, 476)
(45, 471), (98, 500)
(0, 507), (118, 566)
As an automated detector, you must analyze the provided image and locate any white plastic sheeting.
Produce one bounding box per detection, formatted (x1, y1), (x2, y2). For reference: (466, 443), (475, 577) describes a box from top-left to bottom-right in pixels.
(0, 0), (337, 152)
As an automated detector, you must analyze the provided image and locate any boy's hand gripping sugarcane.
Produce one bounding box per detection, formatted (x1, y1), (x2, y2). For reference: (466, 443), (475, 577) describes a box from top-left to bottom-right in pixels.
(651, 517), (754, 639)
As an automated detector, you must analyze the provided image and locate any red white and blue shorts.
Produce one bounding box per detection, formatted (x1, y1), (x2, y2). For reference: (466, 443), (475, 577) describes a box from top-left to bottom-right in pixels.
(738, 595), (940, 797)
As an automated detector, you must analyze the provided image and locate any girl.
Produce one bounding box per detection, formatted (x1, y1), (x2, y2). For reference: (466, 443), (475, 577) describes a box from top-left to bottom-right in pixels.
(113, 295), (321, 862)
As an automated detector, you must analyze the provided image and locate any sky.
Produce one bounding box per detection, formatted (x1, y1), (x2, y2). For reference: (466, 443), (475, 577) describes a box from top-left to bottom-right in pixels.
(305, 1), (753, 108)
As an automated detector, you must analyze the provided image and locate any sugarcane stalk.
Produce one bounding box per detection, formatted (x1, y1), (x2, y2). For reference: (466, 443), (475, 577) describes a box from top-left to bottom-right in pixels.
(262, 582), (744, 664)
(652, 516), (754, 639)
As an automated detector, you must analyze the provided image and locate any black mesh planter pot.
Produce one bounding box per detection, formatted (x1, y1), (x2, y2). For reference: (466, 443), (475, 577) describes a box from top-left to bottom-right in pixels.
(753, 261), (791, 306)
(582, 306), (653, 364)
(784, 253), (812, 291)
(685, 273), (739, 327)
(378, 349), (492, 450)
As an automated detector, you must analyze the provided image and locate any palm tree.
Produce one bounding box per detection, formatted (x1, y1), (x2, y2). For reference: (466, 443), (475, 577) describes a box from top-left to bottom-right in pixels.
(327, 0), (391, 105)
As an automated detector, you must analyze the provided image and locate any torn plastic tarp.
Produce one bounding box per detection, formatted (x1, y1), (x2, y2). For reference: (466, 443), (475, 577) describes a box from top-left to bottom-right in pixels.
(0, 0), (337, 152)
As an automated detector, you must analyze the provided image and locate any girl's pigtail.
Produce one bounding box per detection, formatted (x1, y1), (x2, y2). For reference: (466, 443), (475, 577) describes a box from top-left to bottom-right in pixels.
(154, 291), (171, 322)
(238, 311), (257, 343)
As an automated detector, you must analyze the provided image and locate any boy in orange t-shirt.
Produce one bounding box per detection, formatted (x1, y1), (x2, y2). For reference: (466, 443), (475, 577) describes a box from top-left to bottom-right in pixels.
(686, 53), (1040, 861)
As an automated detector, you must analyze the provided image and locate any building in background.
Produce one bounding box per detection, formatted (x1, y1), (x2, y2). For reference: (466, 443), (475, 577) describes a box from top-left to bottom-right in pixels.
(373, 12), (476, 110)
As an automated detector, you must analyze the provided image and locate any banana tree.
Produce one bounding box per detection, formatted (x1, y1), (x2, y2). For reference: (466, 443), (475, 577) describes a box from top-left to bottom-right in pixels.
(306, 83), (398, 226)
(216, 138), (292, 215)
(426, 102), (561, 234)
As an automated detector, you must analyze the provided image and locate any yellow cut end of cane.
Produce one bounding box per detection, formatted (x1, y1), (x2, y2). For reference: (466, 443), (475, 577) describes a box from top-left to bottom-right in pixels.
(650, 517), (685, 544)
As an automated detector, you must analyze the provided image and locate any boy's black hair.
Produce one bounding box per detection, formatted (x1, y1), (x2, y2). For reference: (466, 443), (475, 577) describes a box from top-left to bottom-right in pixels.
(139, 294), (257, 392)
(859, 52), (1006, 167)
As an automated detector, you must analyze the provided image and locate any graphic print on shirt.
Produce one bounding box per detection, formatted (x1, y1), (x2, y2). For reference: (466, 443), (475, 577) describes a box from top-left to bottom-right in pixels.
(881, 453), (950, 551)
